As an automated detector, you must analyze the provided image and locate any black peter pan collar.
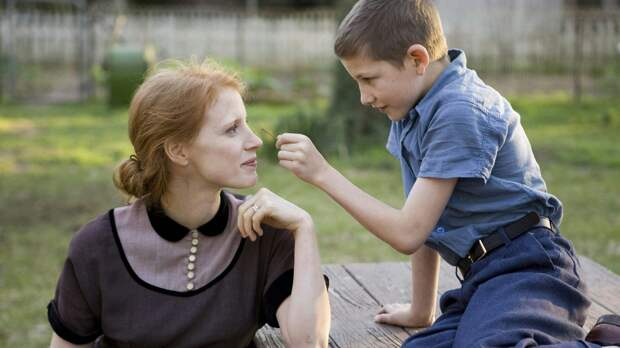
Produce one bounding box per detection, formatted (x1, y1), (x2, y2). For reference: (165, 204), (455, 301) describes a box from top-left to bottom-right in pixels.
(146, 192), (230, 242)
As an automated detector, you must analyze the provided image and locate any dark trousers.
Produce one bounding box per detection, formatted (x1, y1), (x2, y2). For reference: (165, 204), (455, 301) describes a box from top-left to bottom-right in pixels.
(402, 227), (600, 348)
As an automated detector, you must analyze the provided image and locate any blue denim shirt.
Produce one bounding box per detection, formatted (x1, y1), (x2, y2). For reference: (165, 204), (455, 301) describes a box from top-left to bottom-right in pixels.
(386, 49), (563, 265)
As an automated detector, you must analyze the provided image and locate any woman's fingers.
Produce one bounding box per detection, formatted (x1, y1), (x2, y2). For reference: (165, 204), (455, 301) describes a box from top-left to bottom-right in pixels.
(251, 205), (266, 237)
(237, 195), (257, 239)
(237, 196), (248, 237)
(242, 208), (253, 241)
(238, 191), (273, 241)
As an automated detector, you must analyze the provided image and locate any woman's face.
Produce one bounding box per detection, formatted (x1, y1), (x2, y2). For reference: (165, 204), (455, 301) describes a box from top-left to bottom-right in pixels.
(184, 88), (263, 189)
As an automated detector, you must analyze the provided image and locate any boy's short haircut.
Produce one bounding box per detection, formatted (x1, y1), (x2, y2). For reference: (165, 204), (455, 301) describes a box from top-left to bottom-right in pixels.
(334, 0), (448, 67)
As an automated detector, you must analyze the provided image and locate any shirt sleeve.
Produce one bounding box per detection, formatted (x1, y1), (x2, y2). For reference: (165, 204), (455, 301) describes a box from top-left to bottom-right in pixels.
(261, 228), (329, 328)
(417, 102), (508, 182)
(48, 256), (101, 344)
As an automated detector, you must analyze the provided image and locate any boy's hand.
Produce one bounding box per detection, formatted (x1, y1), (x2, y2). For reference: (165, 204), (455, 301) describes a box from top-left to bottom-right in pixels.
(374, 303), (435, 328)
(275, 133), (330, 185)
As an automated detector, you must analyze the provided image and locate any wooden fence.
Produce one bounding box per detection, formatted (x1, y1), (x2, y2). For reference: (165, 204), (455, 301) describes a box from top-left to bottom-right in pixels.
(1, 0), (619, 102)
(0, 8), (337, 68)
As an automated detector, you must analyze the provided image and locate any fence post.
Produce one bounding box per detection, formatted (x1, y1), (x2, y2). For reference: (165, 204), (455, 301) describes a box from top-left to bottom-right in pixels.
(4, 0), (17, 101)
(78, 0), (95, 101)
(573, 10), (584, 102)
(236, 12), (246, 65)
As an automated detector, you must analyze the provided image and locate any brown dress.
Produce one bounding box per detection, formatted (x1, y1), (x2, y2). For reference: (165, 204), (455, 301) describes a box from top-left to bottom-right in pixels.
(48, 191), (312, 348)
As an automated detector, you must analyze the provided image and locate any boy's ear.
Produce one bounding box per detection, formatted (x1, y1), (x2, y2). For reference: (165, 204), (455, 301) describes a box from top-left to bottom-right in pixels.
(405, 44), (430, 75)
(164, 140), (190, 166)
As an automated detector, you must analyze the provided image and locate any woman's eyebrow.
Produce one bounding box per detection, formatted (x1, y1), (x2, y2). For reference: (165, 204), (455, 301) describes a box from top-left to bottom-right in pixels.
(222, 114), (245, 128)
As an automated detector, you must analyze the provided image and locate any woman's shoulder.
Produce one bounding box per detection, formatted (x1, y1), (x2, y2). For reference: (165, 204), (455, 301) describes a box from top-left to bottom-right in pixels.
(67, 210), (115, 259)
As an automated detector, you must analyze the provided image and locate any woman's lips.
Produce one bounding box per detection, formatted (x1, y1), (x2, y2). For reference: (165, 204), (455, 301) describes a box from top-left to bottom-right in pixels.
(242, 158), (257, 167)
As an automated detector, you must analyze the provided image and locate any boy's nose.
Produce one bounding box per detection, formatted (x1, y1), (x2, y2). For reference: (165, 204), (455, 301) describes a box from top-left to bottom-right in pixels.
(360, 89), (375, 106)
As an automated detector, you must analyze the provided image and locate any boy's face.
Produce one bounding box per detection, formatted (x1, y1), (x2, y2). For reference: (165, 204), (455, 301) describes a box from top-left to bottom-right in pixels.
(340, 53), (426, 121)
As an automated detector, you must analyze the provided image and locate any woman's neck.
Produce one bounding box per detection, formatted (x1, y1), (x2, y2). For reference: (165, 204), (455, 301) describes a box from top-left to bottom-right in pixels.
(160, 179), (222, 230)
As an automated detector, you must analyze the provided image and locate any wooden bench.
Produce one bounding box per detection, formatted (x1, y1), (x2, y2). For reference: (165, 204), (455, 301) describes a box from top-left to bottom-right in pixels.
(256, 257), (620, 347)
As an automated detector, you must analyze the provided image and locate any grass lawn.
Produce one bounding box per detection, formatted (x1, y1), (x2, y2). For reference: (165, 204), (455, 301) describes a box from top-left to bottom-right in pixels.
(1, 95), (619, 347)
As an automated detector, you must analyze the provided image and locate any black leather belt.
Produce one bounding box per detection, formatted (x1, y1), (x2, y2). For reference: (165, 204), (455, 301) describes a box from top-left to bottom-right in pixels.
(456, 212), (554, 279)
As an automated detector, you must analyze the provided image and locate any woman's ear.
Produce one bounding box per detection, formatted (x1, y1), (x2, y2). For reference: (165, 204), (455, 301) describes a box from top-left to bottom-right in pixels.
(405, 44), (430, 75)
(164, 140), (189, 166)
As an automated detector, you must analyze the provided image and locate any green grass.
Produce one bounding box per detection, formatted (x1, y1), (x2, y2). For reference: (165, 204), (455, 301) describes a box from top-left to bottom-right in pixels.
(1, 95), (619, 347)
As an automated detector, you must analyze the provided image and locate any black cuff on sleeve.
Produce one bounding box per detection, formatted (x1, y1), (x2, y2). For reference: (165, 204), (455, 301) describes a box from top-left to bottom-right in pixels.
(263, 270), (330, 328)
(47, 300), (100, 345)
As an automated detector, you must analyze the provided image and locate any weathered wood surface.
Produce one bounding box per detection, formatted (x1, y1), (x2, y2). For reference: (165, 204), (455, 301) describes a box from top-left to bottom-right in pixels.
(256, 257), (620, 348)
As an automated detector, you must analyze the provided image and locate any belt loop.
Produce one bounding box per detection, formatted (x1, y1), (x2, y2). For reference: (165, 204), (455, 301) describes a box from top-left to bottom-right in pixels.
(550, 219), (559, 234)
(454, 266), (464, 283)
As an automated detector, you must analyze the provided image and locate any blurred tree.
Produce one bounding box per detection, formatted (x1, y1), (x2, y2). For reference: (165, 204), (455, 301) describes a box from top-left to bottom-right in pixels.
(326, 0), (388, 157)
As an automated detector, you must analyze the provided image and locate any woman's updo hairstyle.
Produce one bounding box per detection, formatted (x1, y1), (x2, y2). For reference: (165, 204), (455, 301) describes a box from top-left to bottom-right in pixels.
(113, 59), (244, 206)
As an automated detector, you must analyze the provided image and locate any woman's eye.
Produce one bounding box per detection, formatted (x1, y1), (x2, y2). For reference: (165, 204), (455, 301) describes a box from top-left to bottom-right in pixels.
(227, 124), (239, 134)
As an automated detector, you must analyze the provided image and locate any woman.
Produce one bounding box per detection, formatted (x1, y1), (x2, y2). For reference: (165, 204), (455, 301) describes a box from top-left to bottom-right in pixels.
(47, 61), (330, 347)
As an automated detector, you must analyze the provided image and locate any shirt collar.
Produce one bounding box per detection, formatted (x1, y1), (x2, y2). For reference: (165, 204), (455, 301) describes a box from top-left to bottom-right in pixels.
(147, 191), (230, 242)
(407, 49), (467, 121)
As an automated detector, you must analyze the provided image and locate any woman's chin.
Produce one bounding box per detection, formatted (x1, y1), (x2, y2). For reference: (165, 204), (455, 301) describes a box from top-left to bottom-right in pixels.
(226, 176), (258, 189)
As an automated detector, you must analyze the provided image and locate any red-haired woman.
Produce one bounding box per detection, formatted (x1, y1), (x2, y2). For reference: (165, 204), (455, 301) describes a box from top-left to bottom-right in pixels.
(48, 61), (330, 348)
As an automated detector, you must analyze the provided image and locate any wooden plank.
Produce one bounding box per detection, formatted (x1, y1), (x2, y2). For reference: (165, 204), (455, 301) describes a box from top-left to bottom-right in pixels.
(255, 323), (341, 348)
(323, 265), (410, 347)
(579, 256), (620, 314)
(255, 328), (285, 348)
(256, 264), (409, 348)
(342, 262), (418, 337)
(343, 261), (460, 337)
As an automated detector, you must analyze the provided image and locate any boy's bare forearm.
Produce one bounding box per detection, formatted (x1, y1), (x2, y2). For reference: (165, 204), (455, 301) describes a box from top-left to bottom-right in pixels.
(315, 165), (427, 253)
(410, 246), (440, 322)
(275, 133), (455, 254)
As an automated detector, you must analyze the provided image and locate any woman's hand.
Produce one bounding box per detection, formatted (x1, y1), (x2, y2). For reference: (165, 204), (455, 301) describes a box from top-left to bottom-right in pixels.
(374, 302), (435, 328)
(237, 188), (312, 241)
(275, 133), (330, 186)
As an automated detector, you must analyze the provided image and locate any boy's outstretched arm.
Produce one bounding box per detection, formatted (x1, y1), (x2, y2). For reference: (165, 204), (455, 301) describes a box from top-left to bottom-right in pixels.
(375, 247), (440, 328)
(276, 133), (456, 255)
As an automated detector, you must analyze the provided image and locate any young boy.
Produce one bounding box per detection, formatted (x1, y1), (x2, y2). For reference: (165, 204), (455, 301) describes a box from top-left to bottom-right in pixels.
(265, 0), (620, 346)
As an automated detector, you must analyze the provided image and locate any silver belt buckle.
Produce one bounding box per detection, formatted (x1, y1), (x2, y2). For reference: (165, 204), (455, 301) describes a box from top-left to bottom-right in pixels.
(474, 239), (488, 262)
(457, 240), (488, 280)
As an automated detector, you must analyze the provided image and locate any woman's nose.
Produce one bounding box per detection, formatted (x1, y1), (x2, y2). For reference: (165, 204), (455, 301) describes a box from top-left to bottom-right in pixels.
(247, 130), (263, 150)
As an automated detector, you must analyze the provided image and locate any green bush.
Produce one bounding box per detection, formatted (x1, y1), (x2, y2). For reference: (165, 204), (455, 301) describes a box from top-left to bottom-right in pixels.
(104, 46), (148, 108)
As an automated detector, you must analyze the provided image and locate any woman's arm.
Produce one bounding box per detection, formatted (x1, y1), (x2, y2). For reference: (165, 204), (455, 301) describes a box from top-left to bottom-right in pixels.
(238, 188), (330, 347)
(50, 333), (93, 348)
(275, 220), (330, 347)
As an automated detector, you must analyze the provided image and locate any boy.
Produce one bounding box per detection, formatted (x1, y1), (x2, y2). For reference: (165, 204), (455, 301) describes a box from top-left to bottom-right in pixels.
(263, 0), (620, 346)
